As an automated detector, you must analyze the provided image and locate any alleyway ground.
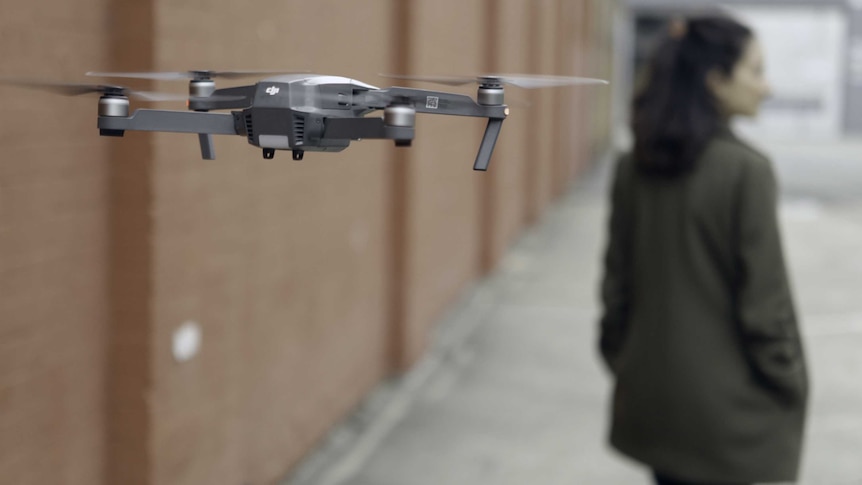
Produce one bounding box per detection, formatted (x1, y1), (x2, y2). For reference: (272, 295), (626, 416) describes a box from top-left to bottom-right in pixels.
(287, 137), (862, 485)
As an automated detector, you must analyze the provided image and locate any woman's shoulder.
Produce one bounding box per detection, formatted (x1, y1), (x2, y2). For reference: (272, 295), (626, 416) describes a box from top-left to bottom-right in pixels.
(616, 150), (644, 174)
(703, 129), (772, 173)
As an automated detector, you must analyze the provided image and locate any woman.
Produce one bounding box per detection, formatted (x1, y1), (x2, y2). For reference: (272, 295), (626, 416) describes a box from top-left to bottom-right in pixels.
(598, 15), (809, 485)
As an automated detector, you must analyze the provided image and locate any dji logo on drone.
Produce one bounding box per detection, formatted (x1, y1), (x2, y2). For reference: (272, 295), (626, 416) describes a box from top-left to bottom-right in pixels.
(265, 86), (280, 96)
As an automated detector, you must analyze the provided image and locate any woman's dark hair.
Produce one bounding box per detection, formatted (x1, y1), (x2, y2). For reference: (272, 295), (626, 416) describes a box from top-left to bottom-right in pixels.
(632, 15), (753, 176)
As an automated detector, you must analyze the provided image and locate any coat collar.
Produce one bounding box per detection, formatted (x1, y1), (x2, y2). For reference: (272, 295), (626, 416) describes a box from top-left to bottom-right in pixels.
(715, 121), (734, 139)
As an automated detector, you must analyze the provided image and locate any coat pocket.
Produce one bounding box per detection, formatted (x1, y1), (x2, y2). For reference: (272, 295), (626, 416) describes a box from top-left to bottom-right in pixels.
(745, 336), (808, 405)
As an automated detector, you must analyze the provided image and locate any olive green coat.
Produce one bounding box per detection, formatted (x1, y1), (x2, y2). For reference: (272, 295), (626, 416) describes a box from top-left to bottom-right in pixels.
(598, 128), (809, 483)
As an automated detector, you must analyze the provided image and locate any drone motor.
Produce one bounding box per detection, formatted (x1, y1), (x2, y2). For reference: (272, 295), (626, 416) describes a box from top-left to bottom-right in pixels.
(477, 79), (505, 106)
(383, 104), (416, 147)
(190, 80), (216, 98)
(96, 88), (131, 137)
(98, 94), (129, 117)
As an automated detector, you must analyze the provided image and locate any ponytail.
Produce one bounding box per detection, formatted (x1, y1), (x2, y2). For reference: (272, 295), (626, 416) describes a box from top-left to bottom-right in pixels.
(632, 15), (752, 176)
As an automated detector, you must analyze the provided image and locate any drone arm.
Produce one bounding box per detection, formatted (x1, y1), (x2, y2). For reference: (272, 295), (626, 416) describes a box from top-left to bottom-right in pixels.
(369, 88), (508, 119)
(358, 88), (509, 170)
(98, 110), (238, 160)
(97, 110), (238, 135)
(322, 117), (413, 141)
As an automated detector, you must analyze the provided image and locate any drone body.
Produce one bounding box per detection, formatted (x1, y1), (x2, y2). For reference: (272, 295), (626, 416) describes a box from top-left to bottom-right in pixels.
(96, 73), (510, 170)
(5, 70), (606, 170)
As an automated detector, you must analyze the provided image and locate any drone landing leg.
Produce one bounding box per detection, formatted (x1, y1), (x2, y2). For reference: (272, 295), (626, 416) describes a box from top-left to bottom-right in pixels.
(473, 118), (504, 171)
(198, 134), (215, 160)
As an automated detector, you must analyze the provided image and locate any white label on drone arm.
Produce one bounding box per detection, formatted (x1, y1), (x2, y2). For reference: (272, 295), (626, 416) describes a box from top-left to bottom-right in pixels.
(426, 96), (439, 109)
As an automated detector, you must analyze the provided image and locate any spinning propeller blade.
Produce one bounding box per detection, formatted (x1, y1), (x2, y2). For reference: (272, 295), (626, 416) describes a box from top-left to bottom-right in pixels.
(0, 79), (244, 102)
(379, 73), (608, 88)
(0, 79), (110, 96)
(86, 70), (309, 81)
(488, 74), (609, 88)
(1, 79), (172, 100)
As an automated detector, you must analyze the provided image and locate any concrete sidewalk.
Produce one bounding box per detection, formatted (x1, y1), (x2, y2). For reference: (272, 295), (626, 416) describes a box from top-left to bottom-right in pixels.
(285, 140), (862, 485)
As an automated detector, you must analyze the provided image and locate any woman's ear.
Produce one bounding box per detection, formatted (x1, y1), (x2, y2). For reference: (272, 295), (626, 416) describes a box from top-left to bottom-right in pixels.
(706, 68), (727, 98)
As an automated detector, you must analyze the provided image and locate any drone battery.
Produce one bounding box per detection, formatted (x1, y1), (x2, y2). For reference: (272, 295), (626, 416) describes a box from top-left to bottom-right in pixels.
(258, 134), (291, 149)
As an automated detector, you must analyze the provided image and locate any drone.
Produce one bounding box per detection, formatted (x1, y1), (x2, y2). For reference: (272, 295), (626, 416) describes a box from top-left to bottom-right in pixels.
(2, 70), (607, 171)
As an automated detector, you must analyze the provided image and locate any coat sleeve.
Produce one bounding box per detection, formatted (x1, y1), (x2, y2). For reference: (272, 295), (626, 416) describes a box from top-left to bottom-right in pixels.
(735, 156), (808, 404)
(598, 156), (632, 374)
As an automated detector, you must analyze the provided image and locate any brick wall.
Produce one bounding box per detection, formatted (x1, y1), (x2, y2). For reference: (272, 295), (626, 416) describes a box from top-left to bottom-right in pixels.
(0, 2), (111, 484)
(392, 0), (488, 368)
(143, 2), (394, 483)
(481, 0), (532, 272)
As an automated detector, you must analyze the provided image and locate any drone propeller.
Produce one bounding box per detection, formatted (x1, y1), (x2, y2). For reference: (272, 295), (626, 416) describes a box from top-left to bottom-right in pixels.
(379, 73), (608, 88)
(86, 70), (309, 81)
(0, 78), (247, 103)
(0, 79), (191, 101)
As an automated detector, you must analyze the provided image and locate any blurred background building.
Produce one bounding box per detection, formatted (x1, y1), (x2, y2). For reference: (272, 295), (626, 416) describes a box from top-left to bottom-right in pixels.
(618, 0), (862, 145)
(0, 1), (615, 484)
